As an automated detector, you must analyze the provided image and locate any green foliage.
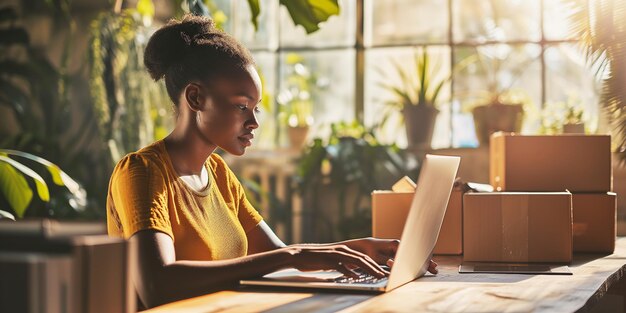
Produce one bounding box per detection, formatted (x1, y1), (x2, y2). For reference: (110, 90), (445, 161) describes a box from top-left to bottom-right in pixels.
(247, 0), (260, 30)
(178, 0), (339, 34)
(0, 156), (37, 218)
(0, 150), (87, 220)
(0, 5), (105, 218)
(279, 0), (340, 34)
(295, 121), (419, 241)
(88, 7), (172, 163)
(277, 54), (324, 128)
(378, 50), (450, 110)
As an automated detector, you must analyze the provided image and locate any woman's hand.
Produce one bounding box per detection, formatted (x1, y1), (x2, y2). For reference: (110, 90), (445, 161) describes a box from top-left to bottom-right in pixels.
(343, 237), (438, 274)
(341, 237), (399, 266)
(285, 244), (390, 278)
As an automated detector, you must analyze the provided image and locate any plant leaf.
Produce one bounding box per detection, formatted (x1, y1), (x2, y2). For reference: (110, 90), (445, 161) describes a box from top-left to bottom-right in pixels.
(136, 0), (155, 18)
(0, 157), (32, 218)
(0, 150), (82, 196)
(279, 0), (339, 34)
(0, 155), (52, 218)
(247, 0), (260, 31)
(0, 210), (15, 221)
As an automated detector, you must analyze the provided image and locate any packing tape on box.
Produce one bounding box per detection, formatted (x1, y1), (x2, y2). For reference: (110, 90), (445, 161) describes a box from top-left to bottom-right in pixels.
(501, 195), (530, 262)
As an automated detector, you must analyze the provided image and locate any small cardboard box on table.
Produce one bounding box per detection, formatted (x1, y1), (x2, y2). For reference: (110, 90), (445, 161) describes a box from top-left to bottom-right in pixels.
(463, 192), (572, 263)
(372, 177), (465, 255)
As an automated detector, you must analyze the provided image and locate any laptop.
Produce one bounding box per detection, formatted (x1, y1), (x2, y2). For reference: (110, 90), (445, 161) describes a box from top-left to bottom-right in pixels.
(240, 154), (460, 292)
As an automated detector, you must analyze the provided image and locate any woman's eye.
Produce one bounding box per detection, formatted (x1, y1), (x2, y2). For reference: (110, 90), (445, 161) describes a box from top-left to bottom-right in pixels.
(237, 104), (247, 111)
(254, 107), (261, 114)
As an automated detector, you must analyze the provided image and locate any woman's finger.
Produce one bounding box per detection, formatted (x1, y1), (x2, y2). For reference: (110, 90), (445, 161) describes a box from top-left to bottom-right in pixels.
(335, 262), (359, 279)
(331, 250), (388, 278)
(336, 246), (389, 276)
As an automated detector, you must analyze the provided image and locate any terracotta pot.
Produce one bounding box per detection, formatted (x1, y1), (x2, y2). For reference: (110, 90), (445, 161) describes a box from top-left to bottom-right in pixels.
(472, 103), (524, 146)
(402, 105), (439, 149)
(287, 125), (309, 150)
(563, 123), (585, 134)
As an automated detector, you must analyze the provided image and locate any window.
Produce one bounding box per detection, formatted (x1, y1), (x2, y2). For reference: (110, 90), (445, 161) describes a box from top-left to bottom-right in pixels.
(222, 0), (598, 149)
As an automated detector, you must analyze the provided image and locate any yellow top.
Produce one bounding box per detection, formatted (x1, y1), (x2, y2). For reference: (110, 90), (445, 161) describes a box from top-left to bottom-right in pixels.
(106, 140), (263, 261)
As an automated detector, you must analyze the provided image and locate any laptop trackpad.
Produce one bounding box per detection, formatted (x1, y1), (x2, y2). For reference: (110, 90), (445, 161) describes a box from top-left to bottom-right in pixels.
(263, 268), (345, 282)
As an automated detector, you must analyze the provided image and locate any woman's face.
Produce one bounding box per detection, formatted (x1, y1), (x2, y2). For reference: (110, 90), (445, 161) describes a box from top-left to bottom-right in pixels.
(194, 64), (262, 156)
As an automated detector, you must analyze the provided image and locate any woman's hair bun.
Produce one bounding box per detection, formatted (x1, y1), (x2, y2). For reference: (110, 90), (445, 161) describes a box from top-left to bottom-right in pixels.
(144, 15), (217, 81)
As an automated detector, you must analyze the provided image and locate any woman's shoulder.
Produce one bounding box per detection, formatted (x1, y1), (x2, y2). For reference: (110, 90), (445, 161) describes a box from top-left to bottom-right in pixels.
(207, 153), (228, 172)
(114, 141), (168, 174)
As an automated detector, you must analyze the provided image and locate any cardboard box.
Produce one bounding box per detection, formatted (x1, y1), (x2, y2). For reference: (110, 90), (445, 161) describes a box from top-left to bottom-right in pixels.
(572, 193), (617, 253)
(463, 192), (572, 263)
(490, 133), (612, 192)
(372, 189), (463, 255)
(0, 220), (135, 313)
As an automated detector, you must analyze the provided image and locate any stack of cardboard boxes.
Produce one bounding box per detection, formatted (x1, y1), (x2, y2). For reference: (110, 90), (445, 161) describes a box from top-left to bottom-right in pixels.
(372, 132), (616, 262)
(463, 133), (615, 263)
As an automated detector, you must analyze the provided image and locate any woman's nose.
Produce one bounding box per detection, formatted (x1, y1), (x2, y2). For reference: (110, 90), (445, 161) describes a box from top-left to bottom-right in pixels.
(246, 112), (259, 129)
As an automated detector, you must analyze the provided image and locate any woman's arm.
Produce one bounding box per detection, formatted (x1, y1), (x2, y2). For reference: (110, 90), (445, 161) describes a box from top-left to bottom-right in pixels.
(245, 221), (436, 273)
(132, 228), (388, 309)
(246, 221), (286, 253)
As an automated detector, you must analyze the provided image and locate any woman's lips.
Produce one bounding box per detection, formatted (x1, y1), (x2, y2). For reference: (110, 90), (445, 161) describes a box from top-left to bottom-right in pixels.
(238, 133), (254, 146)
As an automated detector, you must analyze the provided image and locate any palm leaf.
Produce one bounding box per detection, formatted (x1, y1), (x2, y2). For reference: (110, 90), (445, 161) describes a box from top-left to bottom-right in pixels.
(567, 0), (626, 159)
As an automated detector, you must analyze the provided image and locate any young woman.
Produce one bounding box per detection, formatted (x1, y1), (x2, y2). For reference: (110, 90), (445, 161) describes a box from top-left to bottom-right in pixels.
(106, 15), (437, 309)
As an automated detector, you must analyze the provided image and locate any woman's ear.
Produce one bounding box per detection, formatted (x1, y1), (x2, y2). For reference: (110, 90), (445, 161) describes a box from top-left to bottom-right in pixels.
(184, 83), (204, 112)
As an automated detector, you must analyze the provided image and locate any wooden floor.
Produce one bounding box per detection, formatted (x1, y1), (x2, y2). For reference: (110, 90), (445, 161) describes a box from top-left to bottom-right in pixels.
(144, 238), (626, 313)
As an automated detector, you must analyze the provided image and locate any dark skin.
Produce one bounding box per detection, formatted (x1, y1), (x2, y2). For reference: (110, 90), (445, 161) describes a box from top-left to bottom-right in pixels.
(131, 65), (438, 308)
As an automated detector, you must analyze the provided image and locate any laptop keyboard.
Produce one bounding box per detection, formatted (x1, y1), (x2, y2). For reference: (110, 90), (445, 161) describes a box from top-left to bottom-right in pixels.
(334, 272), (386, 284)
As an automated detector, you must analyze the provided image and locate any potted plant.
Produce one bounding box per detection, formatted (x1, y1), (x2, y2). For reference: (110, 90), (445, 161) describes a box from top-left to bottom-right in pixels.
(277, 53), (323, 150)
(460, 48), (535, 146)
(295, 121), (419, 241)
(471, 90), (526, 146)
(378, 49), (449, 149)
(562, 104), (585, 134)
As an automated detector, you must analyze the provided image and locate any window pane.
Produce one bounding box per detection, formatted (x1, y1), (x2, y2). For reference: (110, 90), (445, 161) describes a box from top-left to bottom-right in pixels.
(232, 0), (279, 50)
(364, 46), (452, 148)
(279, 0), (355, 48)
(453, 44), (542, 142)
(252, 52), (279, 149)
(213, 0), (234, 33)
(544, 43), (599, 133)
(453, 0), (541, 43)
(277, 50), (355, 145)
(543, 0), (579, 40)
(364, 0), (448, 46)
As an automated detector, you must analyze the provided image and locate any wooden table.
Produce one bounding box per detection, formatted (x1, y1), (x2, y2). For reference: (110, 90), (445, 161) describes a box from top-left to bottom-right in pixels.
(144, 238), (626, 313)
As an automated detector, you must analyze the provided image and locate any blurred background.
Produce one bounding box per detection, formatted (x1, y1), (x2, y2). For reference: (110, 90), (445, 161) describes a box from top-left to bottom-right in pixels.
(1, 0), (624, 243)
